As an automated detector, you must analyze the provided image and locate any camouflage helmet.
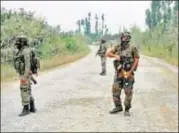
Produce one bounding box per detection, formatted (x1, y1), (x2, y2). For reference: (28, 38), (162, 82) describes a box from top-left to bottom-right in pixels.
(101, 39), (106, 44)
(100, 37), (107, 44)
(120, 32), (131, 42)
(14, 35), (28, 46)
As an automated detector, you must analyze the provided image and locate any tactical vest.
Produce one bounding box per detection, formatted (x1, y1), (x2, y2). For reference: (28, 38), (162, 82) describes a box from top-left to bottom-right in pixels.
(113, 44), (135, 72)
(13, 48), (40, 75)
(98, 43), (107, 56)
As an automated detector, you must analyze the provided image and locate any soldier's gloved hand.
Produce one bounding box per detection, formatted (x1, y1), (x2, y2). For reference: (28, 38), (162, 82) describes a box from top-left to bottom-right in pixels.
(126, 71), (133, 79)
(33, 80), (37, 84)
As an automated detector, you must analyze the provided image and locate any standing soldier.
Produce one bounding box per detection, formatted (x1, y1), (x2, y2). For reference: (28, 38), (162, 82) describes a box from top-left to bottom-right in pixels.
(13, 35), (37, 116)
(106, 32), (140, 116)
(96, 39), (107, 76)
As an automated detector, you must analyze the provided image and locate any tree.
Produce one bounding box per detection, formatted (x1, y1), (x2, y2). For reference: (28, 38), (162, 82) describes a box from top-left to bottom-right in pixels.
(84, 17), (88, 35)
(160, 1), (173, 31)
(156, 1), (162, 24)
(76, 20), (81, 33)
(173, 1), (178, 25)
(104, 25), (108, 35)
(19, 8), (25, 17)
(101, 13), (105, 35)
(26, 11), (35, 20)
(88, 12), (91, 35)
(56, 25), (61, 34)
(80, 19), (85, 34)
(145, 9), (152, 29)
(151, 1), (160, 28)
(95, 14), (99, 36)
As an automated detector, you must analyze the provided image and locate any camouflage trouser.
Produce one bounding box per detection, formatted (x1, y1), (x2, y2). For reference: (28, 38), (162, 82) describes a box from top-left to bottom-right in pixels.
(112, 73), (134, 109)
(100, 56), (106, 73)
(20, 75), (34, 106)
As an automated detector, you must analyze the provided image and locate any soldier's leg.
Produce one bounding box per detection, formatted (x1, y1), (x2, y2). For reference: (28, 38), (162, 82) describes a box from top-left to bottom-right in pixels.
(123, 79), (134, 116)
(109, 75), (123, 114)
(19, 76), (30, 116)
(100, 56), (106, 75)
(103, 57), (107, 73)
(29, 85), (36, 113)
(20, 86), (30, 106)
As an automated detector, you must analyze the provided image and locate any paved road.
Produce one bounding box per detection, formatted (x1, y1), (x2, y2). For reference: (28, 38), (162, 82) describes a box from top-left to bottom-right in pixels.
(1, 46), (178, 132)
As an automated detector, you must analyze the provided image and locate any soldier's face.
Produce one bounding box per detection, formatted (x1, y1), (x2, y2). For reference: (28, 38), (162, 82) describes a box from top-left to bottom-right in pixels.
(121, 36), (128, 41)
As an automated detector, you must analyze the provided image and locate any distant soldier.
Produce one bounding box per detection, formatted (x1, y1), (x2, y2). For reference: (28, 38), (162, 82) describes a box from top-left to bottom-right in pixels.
(106, 32), (140, 116)
(13, 35), (39, 116)
(96, 39), (108, 76)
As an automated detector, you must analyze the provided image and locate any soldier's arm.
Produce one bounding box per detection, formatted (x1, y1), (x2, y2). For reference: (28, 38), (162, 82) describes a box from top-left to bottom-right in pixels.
(98, 44), (102, 51)
(35, 58), (40, 76)
(130, 46), (140, 72)
(31, 76), (37, 84)
(23, 49), (32, 76)
(104, 44), (108, 53)
(96, 44), (101, 55)
(105, 47), (118, 58)
(37, 57), (40, 69)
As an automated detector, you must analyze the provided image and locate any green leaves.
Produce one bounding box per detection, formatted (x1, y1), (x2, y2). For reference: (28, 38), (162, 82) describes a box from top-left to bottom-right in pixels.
(1, 7), (89, 62)
(145, 1), (177, 30)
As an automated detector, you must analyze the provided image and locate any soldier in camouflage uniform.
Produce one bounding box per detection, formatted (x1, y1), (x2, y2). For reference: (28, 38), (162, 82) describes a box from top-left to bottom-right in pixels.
(13, 35), (37, 116)
(106, 32), (140, 116)
(96, 39), (107, 76)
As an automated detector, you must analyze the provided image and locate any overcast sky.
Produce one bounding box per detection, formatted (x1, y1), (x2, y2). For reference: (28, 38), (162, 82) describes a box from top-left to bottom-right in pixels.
(1, 1), (151, 34)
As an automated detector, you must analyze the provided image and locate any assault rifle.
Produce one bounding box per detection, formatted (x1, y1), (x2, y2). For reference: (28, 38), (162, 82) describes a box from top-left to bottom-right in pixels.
(30, 75), (37, 85)
(113, 56), (133, 79)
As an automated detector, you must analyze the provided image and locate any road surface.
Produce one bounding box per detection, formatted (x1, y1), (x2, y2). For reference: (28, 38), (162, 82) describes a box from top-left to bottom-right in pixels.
(1, 45), (178, 132)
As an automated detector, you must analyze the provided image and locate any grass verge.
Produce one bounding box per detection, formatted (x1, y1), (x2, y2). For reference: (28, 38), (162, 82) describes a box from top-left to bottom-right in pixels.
(1, 48), (90, 83)
(142, 48), (178, 66)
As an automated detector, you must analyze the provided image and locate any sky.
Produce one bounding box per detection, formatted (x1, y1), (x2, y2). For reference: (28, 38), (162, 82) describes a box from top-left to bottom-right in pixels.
(1, 1), (151, 34)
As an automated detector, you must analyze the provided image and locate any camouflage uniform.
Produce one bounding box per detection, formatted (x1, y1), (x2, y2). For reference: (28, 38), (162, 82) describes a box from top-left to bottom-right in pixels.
(97, 39), (107, 75)
(13, 35), (36, 116)
(110, 32), (140, 116)
(18, 48), (34, 104)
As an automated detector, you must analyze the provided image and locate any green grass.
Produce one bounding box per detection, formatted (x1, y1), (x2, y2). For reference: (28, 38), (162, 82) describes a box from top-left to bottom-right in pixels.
(1, 48), (90, 82)
(142, 45), (178, 66)
(1, 7), (91, 83)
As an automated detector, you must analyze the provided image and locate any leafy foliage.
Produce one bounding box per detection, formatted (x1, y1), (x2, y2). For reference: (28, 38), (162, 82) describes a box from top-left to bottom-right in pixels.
(75, 12), (109, 43)
(1, 7), (89, 63)
(131, 1), (178, 65)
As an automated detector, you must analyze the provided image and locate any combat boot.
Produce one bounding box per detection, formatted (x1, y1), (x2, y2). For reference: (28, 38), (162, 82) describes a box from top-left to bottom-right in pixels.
(100, 71), (106, 76)
(124, 106), (131, 116)
(109, 105), (123, 114)
(30, 100), (36, 113)
(19, 105), (30, 116)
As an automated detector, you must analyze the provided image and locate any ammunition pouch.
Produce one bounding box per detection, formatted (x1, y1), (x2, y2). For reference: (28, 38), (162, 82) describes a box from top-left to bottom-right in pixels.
(14, 55), (25, 75)
(113, 60), (121, 72)
(30, 57), (40, 74)
(114, 56), (134, 79)
(13, 51), (40, 75)
(120, 56), (133, 72)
